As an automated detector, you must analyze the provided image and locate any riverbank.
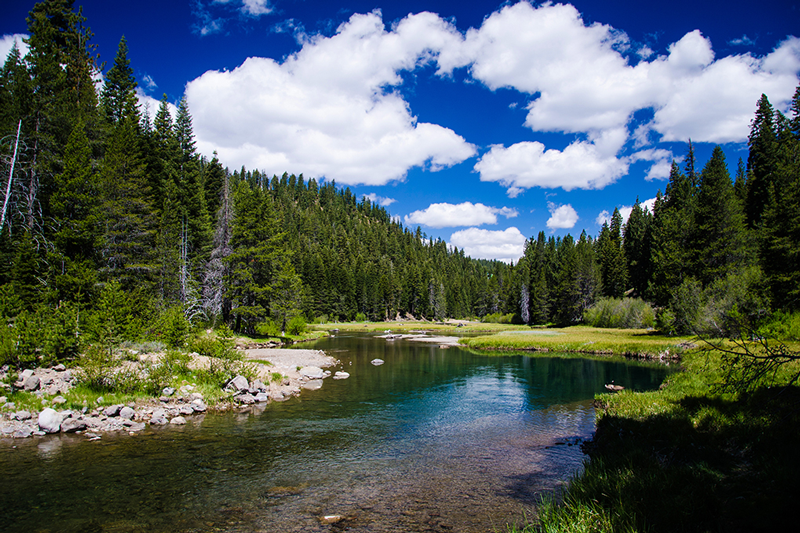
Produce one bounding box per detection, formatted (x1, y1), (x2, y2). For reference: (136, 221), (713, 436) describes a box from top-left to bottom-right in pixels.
(321, 322), (695, 360)
(515, 343), (800, 533)
(0, 347), (339, 442)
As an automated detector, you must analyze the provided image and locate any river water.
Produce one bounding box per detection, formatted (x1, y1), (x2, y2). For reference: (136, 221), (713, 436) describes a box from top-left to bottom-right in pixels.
(0, 334), (673, 532)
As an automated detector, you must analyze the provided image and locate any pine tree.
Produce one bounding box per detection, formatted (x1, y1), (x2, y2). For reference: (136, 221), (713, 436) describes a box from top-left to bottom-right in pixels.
(100, 36), (137, 126)
(746, 94), (777, 228)
(694, 146), (750, 285)
(623, 198), (652, 297)
(598, 208), (627, 297)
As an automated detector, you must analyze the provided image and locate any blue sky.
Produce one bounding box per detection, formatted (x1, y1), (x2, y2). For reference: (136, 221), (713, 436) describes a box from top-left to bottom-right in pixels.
(2, 0), (799, 262)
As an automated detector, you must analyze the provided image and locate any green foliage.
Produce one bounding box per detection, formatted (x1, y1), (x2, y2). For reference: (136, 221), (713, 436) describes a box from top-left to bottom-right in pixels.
(255, 318), (281, 337)
(287, 315), (307, 335)
(153, 305), (191, 348)
(670, 267), (768, 337)
(354, 312), (367, 322)
(481, 312), (518, 324)
(758, 310), (800, 341)
(270, 371), (285, 383)
(584, 297), (655, 329)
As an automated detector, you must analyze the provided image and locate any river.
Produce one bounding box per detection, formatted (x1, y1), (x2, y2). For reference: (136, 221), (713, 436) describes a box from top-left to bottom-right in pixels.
(0, 334), (674, 532)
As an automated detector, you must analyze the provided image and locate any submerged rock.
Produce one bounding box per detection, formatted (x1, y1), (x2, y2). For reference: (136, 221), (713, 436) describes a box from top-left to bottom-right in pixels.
(302, 380), (323, 391)
(333, 371), (350, 380)
(371, 359), (384, 366)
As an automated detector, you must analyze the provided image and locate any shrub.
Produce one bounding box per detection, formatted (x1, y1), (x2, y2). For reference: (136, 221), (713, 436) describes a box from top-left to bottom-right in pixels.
(670, 267), (769, 337)
(584, 297), (655, 329)
(155, 306), (191, 348)
(255, 318), (281, 337)
(758, 311), (800, 341)
(355, 312), (367, 322)
(287, 315), (307, 335)
(481, 312), (518, 324)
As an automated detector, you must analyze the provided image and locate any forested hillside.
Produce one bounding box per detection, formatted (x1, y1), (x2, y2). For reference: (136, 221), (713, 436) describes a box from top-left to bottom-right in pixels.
(1, 0), (799, 367)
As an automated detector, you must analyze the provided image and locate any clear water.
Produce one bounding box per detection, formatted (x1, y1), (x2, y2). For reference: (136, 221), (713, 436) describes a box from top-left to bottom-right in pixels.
(0, 334), (674, 532)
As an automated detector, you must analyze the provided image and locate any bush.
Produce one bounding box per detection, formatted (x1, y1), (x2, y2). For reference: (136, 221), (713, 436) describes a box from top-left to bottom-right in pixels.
(154, 306), (191, 348)
(670, 267), (769, 337)
(287, 315), (307, 335)
(355, 312), (367, 322)
(757, 311), (800, 341)
(584, 297), (655, 329)
(255, 318), (281, 337)
(481, 312), (518, 324)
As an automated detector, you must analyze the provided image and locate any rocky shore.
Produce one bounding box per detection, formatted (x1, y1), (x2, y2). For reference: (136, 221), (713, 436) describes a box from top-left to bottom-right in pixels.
(0, 348), (340, 442)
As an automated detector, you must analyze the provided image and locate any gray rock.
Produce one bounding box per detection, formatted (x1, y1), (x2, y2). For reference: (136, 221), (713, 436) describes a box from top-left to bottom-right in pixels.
(38, 408), (63, 434)
(269, 390), (285, 401)
(226, 375), (249, 391)
(62, 370), (73, 382)
(189, 392), (204, 401)
(169, 416), (187, 425)
(13, 410), (32, 421)
(53, 364), (66, 371)
(23, 375), (41, 391)
(190, 399), (207, 412)
(127, 422), (146, 432)
(302, 379), (323, 391)
(254, 392), (270, 403)
(333, 371), (350, 380)
(103, 404), (121, 417)
(13, 427), (34, 439)
(371, 359), (384, 366)
(162, 387), (176, 397)
(20, 369), (34, 381)
(0, 396), (6, 404)
(236, 393), (256, 405)
(52, 395), (67, 405)
(300, 366), (324, 379)
(179, 405), (194, 415)
(1, 424), (14, 435)
(61, 418), (87, 433)
(119, 406), (136, 420)
(150, 409), (168, 426)
(251, 379), (268, 392)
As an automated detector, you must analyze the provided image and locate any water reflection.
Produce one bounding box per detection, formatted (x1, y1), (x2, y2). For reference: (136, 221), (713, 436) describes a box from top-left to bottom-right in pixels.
(0, 335), (673, 532)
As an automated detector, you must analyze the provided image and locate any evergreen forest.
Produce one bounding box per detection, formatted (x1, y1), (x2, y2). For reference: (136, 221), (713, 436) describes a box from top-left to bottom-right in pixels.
(2, 0), (800, 366)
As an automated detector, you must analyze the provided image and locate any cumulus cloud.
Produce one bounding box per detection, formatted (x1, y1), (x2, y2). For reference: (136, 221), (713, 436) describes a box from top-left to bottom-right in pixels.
(546, 202), (579, 230)
(630, 149), (676, 180)
(136, 89), (177, 122)
(0, 34), (29, 62)
(404, 202), (517, 228)
(363, 193), (396, 207)
(474, 138), (629, 193)
(448, 227), (526, 263)
(597, 197), (658, 226)
(436, 3), (800, 193)
(187, 11), (475, 185)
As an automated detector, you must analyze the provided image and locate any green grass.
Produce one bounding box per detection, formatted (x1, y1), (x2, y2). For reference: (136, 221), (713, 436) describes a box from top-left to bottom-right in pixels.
(461, 325), (694, 358)
(522, 347), (800, 533)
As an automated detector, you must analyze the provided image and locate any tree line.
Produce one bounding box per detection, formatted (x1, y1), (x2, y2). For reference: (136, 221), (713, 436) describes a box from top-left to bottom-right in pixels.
(1, 1), (799, 367)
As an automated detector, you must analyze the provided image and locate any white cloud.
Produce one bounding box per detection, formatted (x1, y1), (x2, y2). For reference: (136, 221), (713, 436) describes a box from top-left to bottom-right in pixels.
(0, 34), (29, 62)
(474, 138), (629, 193)
(141, 74), (158, 91)
(448, 227), (526, 263)
(546, 202), (579, 230)
(597, 197), (657, 226)
(630, 148), (675, 180)
(136, 89), (177, 122)
(363, 193), (396, 207)
(650, 36), (800, 143)
(187, 11), (475, 185)
(240, 0), (272, 16)
(404, 202), (518, 228)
